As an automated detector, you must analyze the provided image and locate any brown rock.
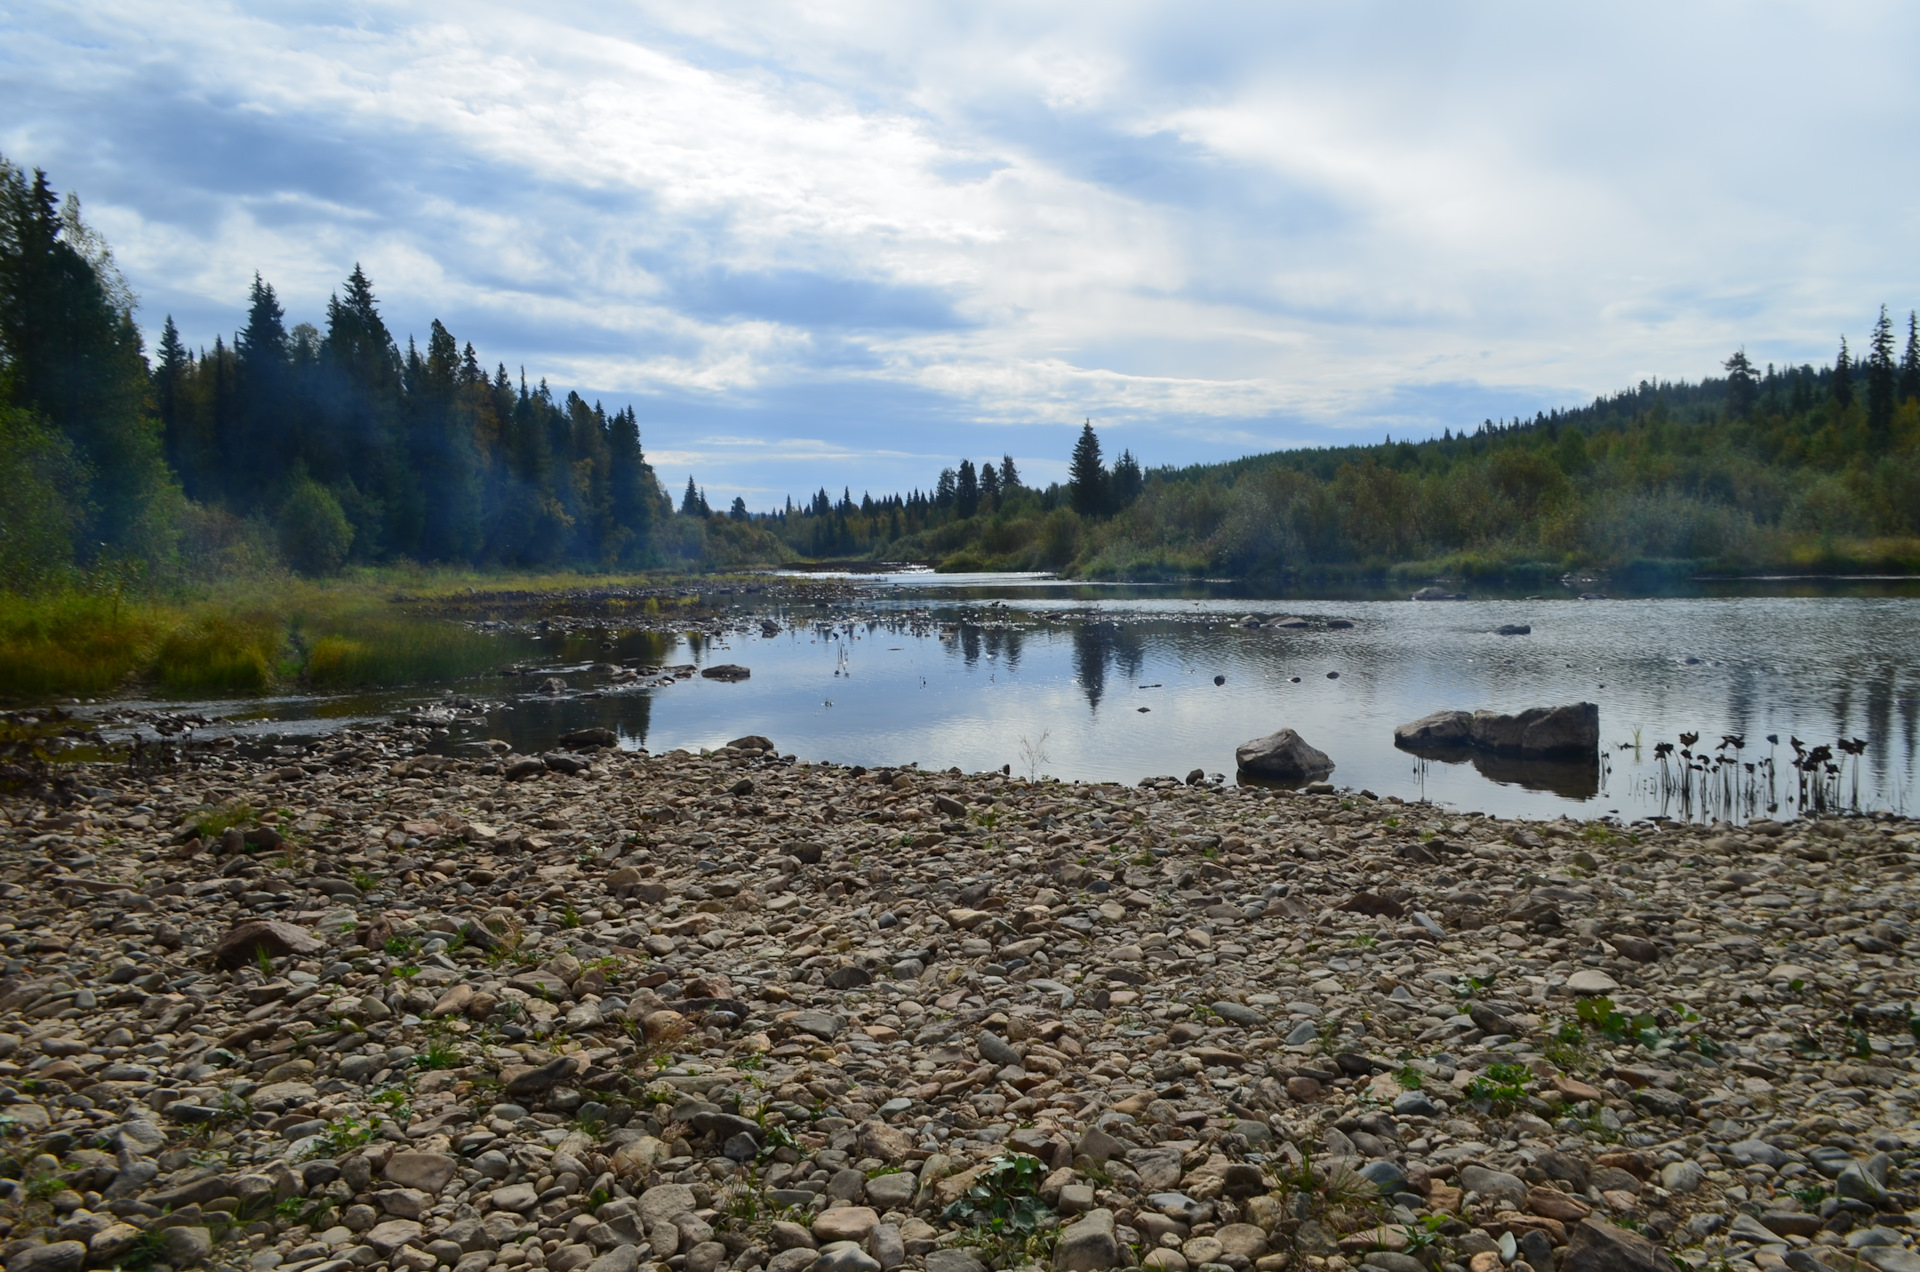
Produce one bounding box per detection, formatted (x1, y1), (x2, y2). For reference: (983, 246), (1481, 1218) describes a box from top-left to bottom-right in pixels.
(1560, 1219), (1667, 1272)
(1552, 1074), (1604, 1103)
(1527, 1186), (1593, 1223)
(211, 920), (325, 968)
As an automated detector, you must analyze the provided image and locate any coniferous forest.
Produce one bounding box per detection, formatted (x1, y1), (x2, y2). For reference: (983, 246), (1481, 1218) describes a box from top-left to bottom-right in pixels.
(5, 155), (1920, 593)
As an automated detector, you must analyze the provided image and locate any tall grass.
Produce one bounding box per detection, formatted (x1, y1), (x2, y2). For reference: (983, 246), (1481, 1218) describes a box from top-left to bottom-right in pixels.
(154, 612), (282, 694)
(299, 612), (500, 689)
(0, 592), (167, 697)
(0, 572), (535, 701)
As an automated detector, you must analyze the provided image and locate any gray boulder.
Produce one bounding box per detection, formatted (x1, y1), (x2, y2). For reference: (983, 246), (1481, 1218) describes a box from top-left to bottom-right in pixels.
(1234, 729), (1333, 780)
(1393, 710), (1471, 748)
(1468, 703), (1599, 757)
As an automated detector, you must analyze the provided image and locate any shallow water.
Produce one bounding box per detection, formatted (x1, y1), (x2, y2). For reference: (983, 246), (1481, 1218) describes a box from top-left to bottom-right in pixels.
(99, 574), (1920, 823)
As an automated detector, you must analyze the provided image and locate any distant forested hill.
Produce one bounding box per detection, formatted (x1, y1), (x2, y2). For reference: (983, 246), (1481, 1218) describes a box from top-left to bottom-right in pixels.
(758, 333), (1920, 583)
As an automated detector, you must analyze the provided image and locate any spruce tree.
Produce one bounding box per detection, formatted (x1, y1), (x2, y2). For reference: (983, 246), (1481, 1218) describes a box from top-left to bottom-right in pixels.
(955, 458), (979, 517)
(1068, 419), (1109, 517)
(234, 273), (290, 500)
(682, 475), (702, 516)
(1867, 306), (1897, 444)
(1722, 348), (1756, 418)
(1903, 312), (1920, 405)
(0, 160), (173, 556)
(153, 315), (195, 492)
(999, 454), (1020, 490)
(979, 459), (1000, 506)
(1111, 448), (1144, 507)
(606, 406), (654, 561)
(1831, 336), (1853, 408)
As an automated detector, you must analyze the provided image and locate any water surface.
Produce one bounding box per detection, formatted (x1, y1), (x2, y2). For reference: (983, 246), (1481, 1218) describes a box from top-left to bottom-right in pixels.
(99, 575), (1920, 823)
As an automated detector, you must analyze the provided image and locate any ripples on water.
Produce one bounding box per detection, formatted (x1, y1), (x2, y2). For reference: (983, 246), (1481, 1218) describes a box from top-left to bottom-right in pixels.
(111, 573), (1920, 824)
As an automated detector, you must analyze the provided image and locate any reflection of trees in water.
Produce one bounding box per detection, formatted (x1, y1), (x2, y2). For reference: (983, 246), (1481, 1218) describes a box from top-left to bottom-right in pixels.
(1069, 621), (1150, 713)
(1862, 665), (1897, 790)
(504, 689), (654, 753)
(612, 630), (673, 666)
(1072, 624), (1108, 713)
(987, 627), (1023, 673)
(961, 626), (981, 666)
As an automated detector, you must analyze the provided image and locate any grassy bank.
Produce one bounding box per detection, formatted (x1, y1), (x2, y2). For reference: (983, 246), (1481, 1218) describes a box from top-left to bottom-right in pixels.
(0, 566), (730, 701)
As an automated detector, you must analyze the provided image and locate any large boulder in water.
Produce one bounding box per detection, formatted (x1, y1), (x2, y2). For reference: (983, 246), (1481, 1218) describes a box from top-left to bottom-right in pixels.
(1235, 729), (1333, 780)
(1468, 702), (1599, 757)
(1394, 710), (1471, 749)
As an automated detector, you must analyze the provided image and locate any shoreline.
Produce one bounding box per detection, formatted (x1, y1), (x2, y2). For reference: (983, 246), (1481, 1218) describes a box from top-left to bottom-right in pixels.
(0, 742), (1918, 1272)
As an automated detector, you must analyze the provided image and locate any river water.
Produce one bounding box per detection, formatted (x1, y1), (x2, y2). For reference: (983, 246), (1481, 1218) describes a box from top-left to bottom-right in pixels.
(101, 573), (1920, 824)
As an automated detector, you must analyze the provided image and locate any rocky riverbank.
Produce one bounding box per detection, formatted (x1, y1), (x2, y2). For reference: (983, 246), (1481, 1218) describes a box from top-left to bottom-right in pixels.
(1, 730), (1918, 1272)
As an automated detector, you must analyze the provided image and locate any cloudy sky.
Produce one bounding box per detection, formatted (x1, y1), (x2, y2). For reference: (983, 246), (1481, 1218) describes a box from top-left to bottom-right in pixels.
(4, 2), (1917, 506)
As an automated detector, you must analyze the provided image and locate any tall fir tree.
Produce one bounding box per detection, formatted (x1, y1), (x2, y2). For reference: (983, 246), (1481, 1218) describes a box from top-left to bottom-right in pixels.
(1902, 311), (1920, 405)
(954, 458), (979, 517)
(1068, 419), (1109, 517)
(1831, 335), (1854, 408)
(1867, 306), (1897, 444)
(152, 314), (196, 493)
(0, 161), (173, 555)
(1111, 448), (1144, 507)
(1723, 347), (1757, 418)
(233, 272), (289, 501)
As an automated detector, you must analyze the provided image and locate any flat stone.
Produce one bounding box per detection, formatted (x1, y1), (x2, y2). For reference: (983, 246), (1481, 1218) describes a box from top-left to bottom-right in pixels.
(977, 1032), (1020, 1066)
(384, 1151), (458, 1193)
(365, 1220), (427, 1256)
(637, 1184), (699, 1228)
(1459, 1165), (1528, 1208)
(812, 1208), (880, 1244)
(1861, 1249), (1920, 1272)
(864, 1172), (916, 1209)
(7, 1242), (87, 1272)
(1560, 1219), (1671, 1272)
(1566, 969), (1620, 996)
(1731, 1140), (1788, 1168)
(211, 919), (325, 968)
(792, 1011), (845, 1041)
(488, 1184), (539, 1213)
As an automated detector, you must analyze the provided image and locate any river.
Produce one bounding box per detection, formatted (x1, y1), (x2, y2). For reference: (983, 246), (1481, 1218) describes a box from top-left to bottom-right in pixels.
(91, 573), (1920, 824)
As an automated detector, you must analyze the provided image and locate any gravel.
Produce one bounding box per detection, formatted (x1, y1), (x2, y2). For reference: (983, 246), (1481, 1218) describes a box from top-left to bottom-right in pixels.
(1, 739), (1918, 1272)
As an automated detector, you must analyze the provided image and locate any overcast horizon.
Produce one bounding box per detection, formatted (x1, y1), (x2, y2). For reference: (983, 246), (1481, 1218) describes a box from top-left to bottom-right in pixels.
(5, 2), (1918, 509)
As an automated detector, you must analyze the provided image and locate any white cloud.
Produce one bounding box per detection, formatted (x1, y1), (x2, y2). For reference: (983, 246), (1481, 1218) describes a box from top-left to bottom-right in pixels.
(5, 0), (1919, 503)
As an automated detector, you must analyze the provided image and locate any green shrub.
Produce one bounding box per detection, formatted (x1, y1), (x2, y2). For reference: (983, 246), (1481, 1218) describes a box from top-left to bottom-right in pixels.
(279, 480), (354, 576)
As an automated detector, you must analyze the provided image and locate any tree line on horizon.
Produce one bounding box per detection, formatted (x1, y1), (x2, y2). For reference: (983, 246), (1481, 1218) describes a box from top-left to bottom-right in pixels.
(743, 320), (1920, 578)
(5, 153), (1920, 592)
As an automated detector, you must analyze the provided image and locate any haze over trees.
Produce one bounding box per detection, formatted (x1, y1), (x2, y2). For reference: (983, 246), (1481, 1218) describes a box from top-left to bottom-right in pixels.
(1, 159), (783, 587)
(5, 155), (1919, 592)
